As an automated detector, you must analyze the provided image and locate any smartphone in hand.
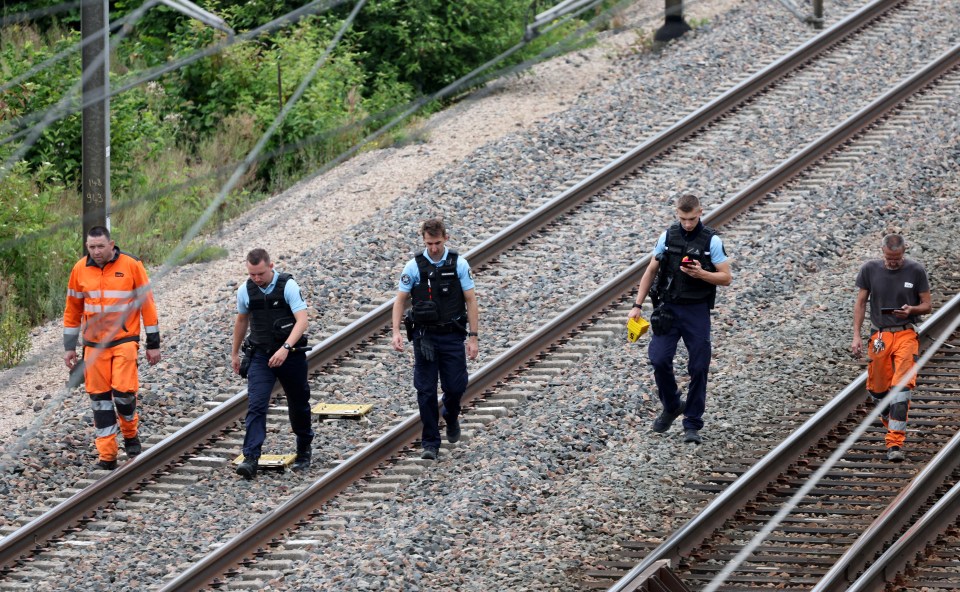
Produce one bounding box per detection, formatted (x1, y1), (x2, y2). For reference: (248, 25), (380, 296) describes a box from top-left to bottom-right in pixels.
(880, 307), (902, 315)
(680, 258), (695, 268)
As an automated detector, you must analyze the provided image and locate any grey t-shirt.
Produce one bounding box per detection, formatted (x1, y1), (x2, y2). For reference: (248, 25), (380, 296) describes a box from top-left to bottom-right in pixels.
(855, 258), (930, 328)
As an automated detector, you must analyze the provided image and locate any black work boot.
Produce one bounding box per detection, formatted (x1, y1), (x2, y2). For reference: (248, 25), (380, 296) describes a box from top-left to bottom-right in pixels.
(96, 459), (118, 470)
(652, 398), (686, 433)
(124, 435), (142, 457)
(445, 418), (461, 443)
(236, 456), (258, 479)
(291, 450), (311, 471)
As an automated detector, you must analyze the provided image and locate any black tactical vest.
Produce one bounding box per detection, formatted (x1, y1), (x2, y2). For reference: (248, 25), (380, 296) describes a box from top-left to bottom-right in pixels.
(410, 252), (466, 326)
(246, 272), (298, 348)
(654, 222), (719, 308)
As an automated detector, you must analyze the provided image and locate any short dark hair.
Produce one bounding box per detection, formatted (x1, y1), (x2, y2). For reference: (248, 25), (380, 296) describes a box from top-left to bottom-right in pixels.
(676, 194), (700, 213)
(87, 226), (111, 240)
(246, 248), (271, 265)
(882, 234), (905, 251)
(420, 218), (447, 238)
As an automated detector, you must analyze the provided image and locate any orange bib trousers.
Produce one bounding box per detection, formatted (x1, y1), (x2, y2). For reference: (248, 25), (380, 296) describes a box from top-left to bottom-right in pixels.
(83, 342), (140, 462)
(866, 328), (918, 450)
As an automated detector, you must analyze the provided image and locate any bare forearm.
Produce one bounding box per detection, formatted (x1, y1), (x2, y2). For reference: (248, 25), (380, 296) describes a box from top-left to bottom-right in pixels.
(232, 316), (249, 355)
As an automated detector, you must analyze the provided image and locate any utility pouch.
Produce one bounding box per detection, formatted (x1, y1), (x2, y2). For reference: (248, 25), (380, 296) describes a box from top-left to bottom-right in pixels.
(239, 339), (253, 379)
(412, 300), (440, 324)
(650, 305), (675, 336)
(403, 310), (415, 342)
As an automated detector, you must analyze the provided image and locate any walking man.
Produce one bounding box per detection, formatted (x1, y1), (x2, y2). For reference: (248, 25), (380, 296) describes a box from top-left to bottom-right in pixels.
(627, 195), (732, 444)
(231, 248), (314, 479)
(851, 233), (931, 462)
(392, 219), (479, 460)
(63, 226), (161, 470)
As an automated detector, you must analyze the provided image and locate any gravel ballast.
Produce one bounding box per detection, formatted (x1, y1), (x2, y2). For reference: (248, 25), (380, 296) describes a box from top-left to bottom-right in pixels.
(1, 0), (959, 590)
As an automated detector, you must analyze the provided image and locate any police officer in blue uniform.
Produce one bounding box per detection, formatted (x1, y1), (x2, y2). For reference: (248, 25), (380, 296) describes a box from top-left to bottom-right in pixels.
(392, 219), (480, 460)
(628, 195), (732, 444)
(231, 248), (314, 478)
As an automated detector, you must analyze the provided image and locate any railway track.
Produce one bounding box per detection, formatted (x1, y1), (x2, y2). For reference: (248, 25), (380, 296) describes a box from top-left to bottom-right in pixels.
(194, 38), (960, 590)
(594, 288), (960, 591)
(2, 0), (959, 589)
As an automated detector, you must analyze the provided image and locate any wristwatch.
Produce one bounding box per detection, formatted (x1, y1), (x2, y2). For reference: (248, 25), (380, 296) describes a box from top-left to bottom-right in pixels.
(282, 343), (292, 350)
(467, 332), (478, 337)
(632, 303), (643, 309)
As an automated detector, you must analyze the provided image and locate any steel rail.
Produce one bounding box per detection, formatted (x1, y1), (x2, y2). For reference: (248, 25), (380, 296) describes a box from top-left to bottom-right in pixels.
(160, 17), (951, 592)
(814, 410), (960, 591)
(304, 0), (906, 368)
(0, 0), (908, 577)
(843, 472), (960, 591)
(0, 387), (251, 574)
(606, 44), (960, 592)
(607, 291), (960, 592)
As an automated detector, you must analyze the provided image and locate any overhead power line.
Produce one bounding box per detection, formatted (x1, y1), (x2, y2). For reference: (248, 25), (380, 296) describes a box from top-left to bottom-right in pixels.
(155, 0), (369, 279)
(0, 0), (653, 474)
(1, 3), (162, 95)
(0, 0), (159, 184)
(0, 0), (352, 148)
(0, 0), (636, 253)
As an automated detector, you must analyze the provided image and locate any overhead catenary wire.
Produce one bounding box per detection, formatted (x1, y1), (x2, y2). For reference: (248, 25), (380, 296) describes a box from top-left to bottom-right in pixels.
(0, 0), (596, 145)
(0, 0), (634, 253)
(154, 0), (369, 279)
(0, 1), (166, 95)
(0, 0), (353, 148)
(0, 0), (162, 183)
(0, 0), (668, 474)
(288, 0), (610, 194)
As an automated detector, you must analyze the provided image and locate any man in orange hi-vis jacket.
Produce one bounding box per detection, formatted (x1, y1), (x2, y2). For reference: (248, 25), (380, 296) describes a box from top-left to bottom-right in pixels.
(63, 226), (161, 471)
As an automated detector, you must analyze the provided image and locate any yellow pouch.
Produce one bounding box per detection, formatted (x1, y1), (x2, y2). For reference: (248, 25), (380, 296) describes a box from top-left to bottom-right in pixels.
(627, 316), (650, 342)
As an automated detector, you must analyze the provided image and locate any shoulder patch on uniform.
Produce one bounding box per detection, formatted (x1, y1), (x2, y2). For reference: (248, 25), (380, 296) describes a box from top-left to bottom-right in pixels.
(401, 273), (411, 286)
(468, 269), (472, 279)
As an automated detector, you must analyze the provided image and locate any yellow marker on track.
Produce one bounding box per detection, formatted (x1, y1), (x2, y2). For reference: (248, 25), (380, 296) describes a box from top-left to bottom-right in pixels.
(312, 403), (374, 419)
(233, 453), (295, 469)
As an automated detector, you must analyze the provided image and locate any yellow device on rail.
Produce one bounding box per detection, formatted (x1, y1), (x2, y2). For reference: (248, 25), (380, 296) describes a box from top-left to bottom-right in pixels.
(627, 316), (650, 342)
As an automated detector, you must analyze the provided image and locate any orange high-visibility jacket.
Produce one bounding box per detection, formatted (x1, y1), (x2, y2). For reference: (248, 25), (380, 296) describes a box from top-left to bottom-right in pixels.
(63, 247), (160, 350)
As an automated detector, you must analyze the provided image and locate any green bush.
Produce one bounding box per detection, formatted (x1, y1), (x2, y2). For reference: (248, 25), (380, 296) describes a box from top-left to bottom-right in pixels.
(354, 0), (530, 93)
(0, 275), (29, 369)
(0, 0), (601, 350)
(0, 161), (76, 324)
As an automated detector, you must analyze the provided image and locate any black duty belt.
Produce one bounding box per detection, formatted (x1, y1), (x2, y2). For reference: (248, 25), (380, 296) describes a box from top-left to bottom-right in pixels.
(422, 324), (463, 334)
(873, 325), (913, 334)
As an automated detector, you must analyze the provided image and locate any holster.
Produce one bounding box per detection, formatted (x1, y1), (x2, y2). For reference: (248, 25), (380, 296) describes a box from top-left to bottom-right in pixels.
(239, 339), (253, 379)
(649, 305), (675, 336)
(403, 310), (415, 342)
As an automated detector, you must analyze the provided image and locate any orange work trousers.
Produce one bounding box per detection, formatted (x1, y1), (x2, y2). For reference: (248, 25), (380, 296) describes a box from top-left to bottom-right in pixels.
(83, 342), (140, 462)
(866, 328), (918, 449)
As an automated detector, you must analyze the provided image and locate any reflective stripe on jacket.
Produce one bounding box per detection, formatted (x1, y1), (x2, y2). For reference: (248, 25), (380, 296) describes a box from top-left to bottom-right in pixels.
(63, 247), (160, 350)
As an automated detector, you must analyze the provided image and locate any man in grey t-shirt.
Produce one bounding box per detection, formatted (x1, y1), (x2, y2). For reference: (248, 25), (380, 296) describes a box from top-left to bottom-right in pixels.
(851, 234), (931, 462)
